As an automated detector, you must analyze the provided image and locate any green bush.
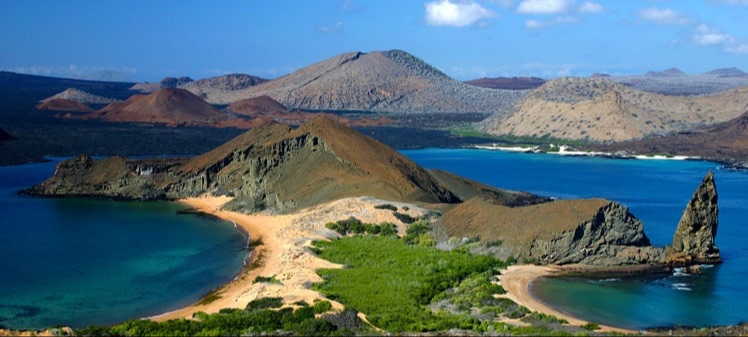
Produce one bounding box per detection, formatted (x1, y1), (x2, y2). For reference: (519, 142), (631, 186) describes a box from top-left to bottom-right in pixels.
(581, 322), (600, 330)
(252, 275), (281, 284)
(393, 212), (417, 224)
(374, 204), (398, 211)
(246, 297), (283, 311)
(313, 300), (333, 314)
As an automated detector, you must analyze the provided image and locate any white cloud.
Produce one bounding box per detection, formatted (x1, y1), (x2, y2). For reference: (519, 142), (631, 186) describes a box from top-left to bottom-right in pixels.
(578, 1), (603, 14)
(638, 7), (690, 25)
(524, 16), (578, 28)
(692, 24), (734, 45)
(318, 21), (344, 34)
(425, 0), (497, 27)
(517, 0), (575, 15)
(726, 44), (748, 54)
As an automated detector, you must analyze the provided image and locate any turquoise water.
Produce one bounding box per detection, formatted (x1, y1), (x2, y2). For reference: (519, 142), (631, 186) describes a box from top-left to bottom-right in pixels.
(0, 160), (246, 330)
(403, 149), (748, 330)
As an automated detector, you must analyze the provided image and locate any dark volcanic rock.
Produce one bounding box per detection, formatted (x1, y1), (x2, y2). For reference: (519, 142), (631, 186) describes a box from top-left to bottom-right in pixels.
(670, 171), (721, 264)
(160, 76), (194, 89)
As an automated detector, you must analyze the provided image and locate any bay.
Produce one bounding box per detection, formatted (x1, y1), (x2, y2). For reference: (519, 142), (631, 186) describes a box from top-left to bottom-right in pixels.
(0, 159), (246, 330)
(403, 148), (748, 330)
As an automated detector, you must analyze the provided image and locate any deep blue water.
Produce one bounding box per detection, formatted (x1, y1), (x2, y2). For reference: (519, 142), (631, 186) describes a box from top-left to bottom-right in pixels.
(403, 148), (748, 330)
(0, 160), (246, 330)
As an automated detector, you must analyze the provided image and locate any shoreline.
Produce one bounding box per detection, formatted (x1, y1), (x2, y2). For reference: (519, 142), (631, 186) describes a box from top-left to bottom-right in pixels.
(474, 143), (698, 162)
(149, 195), (428, 323)
(498, 265), (639, 334)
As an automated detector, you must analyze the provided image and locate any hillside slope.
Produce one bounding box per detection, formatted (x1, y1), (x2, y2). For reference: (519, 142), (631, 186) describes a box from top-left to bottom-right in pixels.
(92, 88), (224, 126)
(218, 50), (525, 115)
(478, 77), (748, 142)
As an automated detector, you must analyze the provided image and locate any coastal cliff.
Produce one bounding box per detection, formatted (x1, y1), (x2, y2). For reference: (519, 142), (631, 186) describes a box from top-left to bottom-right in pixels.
(439, 171), (720, 270)
(667, 171), (721, 265)
(27, 116), (462, 213)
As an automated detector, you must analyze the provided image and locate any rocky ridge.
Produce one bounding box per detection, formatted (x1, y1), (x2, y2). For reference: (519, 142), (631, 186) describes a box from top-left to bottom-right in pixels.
(28, 116), (461, 213)
(668, 171), (721, 264)
(477, 77), (748, 142)
(439, 171), (720, 269)
(181, 74), (268, 102)
(610, 67), (748, 96)
(218, 50), (527, 115)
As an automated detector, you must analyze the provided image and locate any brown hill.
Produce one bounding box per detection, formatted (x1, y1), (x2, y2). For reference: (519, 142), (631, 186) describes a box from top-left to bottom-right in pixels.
(591, 110), (748, 163)
(464, 77), (545, 90)
(477, 77), (748, 142)
(30, 116), (468, 213)
(92, 88), (224, 126)
(35, 98), (93, 112)
(438, 196), (660, 265)
(227, 95), (288, 116)
(218, 50), (526, 115)
(180, 115), (461, 211)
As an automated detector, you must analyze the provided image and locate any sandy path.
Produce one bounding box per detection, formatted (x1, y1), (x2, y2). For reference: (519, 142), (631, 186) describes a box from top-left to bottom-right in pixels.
(151, 195), (428, 322)
(498, 265), (637, 334)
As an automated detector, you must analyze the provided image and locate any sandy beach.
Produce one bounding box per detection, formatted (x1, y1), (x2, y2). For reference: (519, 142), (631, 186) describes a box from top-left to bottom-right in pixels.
(151, 195), (429, 322)
(498, 265), (637, 334)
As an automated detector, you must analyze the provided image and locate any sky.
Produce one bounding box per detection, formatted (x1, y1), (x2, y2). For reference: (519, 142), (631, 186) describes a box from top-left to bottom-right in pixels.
(1, 0), (747, 82)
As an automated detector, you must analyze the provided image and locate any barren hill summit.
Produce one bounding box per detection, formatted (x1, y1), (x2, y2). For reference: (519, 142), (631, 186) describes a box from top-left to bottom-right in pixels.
(705, 67), (747, 77)
(181, 74), (268, 102)
(179, 115), (461, 211)
(92, 88), (224, 126)
(220, 50), (526, 114)
(41, 88), (119, 104)
(226, 95), (287, 115)
(477, 77), (748, 142)
(645, 67), (687, 78)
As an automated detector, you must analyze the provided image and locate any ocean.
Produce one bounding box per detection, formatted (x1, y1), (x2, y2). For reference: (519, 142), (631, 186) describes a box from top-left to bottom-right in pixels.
(0, 159), (246, 330)
(403, 148), (748, 330)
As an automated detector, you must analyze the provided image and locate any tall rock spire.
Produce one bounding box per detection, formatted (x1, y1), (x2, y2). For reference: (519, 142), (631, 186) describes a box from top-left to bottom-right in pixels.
(671, 171), (721, 264)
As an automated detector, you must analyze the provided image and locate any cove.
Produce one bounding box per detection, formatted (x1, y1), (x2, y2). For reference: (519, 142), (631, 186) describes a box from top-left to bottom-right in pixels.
(0, 159), (246, 330)
(403, 148), (748, 330)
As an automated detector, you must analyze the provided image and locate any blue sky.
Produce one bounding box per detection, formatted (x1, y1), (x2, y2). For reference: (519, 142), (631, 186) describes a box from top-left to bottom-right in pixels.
(1, 0), (747, 82)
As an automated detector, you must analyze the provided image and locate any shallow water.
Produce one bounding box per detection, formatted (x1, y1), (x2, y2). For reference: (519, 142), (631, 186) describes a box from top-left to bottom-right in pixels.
(403, 148), (748, 329)
(0, 160), (246, 330)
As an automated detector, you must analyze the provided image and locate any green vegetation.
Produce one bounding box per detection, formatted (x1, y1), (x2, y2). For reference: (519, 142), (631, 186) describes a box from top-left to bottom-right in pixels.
(196, 290), (222, 305)
(76, 297), (365, 336)
(314, 236), (515, 333)
(374, 204), (398, 211)
(392, 211), (417, 224)
(313, 300), (333, 314)
(252, 275), (281, 284)
(324, 217), (397, 236)
(451, 125), (590, 148)
(581, 322), (601, 331)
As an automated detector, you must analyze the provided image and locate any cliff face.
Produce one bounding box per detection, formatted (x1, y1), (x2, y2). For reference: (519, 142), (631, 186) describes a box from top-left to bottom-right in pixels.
(439, 197), (663, 266)
(28, 116), (462, 213)
(669, 171), (721, 264)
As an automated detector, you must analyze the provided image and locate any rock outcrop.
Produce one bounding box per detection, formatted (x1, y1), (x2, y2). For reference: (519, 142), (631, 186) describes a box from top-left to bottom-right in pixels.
(439, 197), (664, 266)
(669, 171), (721, 264)
(27, 116), (464, 213)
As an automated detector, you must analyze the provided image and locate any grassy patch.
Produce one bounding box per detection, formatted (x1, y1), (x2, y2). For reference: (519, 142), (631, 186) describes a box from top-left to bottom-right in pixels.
(252, 275), (281, 284)
(313, 236), (507, 332)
